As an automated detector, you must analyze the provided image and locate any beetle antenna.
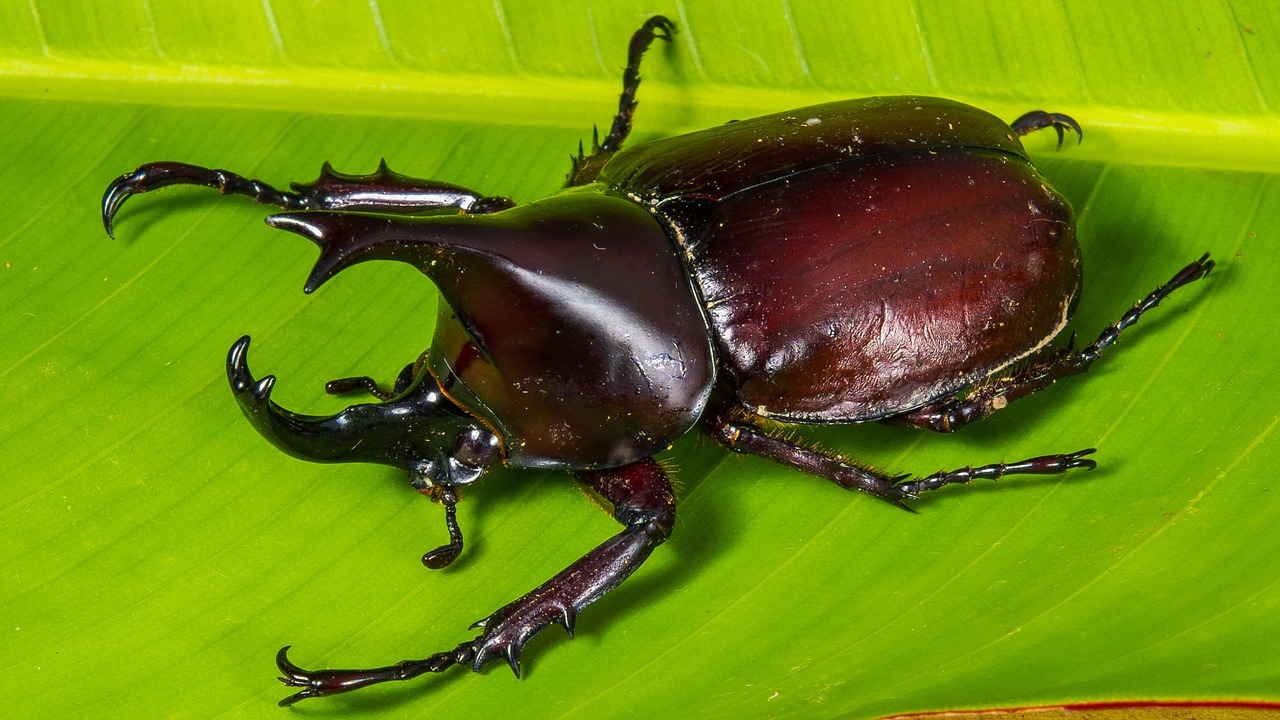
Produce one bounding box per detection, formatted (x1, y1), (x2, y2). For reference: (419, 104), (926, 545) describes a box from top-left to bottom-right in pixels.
(423, 487), (464, 569)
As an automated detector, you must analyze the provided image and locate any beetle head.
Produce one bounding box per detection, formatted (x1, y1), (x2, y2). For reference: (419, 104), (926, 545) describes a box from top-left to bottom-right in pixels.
(226, 335), (501, 489)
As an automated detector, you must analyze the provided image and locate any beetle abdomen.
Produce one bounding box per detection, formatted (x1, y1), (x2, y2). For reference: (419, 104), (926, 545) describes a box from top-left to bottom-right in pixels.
(602, 96), (1030, 204)
(692, 147), (1079, 422)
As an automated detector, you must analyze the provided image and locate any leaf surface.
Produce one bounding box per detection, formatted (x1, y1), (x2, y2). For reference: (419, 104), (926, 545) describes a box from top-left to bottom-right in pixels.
(1, 1), (1277, 717)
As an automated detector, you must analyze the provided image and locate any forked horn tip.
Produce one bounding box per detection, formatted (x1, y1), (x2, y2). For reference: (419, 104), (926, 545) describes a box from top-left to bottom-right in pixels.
(226, 336), (276, 400)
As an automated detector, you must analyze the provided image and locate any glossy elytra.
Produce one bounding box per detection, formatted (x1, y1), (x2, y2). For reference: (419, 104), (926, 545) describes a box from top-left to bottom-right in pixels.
(103, 16), (1213, 706)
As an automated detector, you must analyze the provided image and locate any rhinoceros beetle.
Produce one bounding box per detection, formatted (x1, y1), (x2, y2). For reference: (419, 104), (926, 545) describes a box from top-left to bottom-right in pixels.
(103, 15), (1213, 706)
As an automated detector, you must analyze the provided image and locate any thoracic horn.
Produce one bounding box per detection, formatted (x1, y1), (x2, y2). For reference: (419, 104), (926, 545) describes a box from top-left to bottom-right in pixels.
(263, 190), (715, 470)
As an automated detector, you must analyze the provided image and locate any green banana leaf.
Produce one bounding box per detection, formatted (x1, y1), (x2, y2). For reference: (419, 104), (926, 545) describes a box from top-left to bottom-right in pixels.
(2, 1), (1277, 717)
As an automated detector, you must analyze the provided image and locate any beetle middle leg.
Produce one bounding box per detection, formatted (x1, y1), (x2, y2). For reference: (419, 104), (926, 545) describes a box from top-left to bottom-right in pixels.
(712, 410), (1095, 506)
(102, 159), (515, 238)
(565, 15), (675, 187)
(273, 456), (675, 705)
(893, 253), (1214, 434)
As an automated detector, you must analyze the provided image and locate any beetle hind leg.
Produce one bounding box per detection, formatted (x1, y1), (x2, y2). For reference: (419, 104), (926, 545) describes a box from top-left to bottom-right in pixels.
(1011, 110), (1083, 150)
(892, 253), (1214, 433)
(712, 411), (1095, 507)
(565, 15), (675, 186)
(894, 448), (1096, 496)
(273, 457), (675, 705)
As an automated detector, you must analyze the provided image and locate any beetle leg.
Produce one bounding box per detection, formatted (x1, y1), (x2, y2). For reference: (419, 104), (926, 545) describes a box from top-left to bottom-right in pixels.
(565, 15), (675, 187)
(894, 448), (1096, 496)
(325, 363), (417, 401)
(102, 159), (514, 238)
(102, 162), (304, 237)
(599, 15), (676, 155)
(323, 375), (394, 401)
(1011, 110), (1083, 150)
(421, 485), (465, 569)
(892, 253), (1214, 433)
(712, 411), (1095, 506)
(274, 457), (674, 705)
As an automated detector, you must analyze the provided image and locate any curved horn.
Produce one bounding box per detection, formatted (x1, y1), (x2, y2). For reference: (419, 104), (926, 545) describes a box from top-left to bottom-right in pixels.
(226, 336), (470, 471)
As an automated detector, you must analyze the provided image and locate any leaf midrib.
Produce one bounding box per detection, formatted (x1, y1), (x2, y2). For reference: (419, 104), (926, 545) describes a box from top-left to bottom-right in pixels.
(1, 55), (1277, 174)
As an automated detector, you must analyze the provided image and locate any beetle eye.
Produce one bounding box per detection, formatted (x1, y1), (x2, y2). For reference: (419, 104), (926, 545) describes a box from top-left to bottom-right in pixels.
(452, 427), (500, 470)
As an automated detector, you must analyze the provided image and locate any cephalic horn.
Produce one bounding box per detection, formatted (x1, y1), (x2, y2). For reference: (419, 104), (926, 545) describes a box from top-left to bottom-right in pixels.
(226, 335), (465, 471)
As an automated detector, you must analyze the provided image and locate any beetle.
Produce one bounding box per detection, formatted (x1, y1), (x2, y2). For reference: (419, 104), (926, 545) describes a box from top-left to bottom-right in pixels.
(103, 16), (1212, 706)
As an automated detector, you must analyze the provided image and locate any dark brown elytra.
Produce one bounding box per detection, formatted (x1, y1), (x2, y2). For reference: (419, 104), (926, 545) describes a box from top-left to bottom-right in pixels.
(102, 16), (1213, 706)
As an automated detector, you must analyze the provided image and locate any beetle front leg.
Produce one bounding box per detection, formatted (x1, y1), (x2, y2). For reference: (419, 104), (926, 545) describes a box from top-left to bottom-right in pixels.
(102, 159), (514, 237)
(893, 253), (1214, 433)
(565, 15), (675, 186)
(324, 362), (417, 401)
(712, 411), (1094, 507)
(274, 457), (674, 705)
